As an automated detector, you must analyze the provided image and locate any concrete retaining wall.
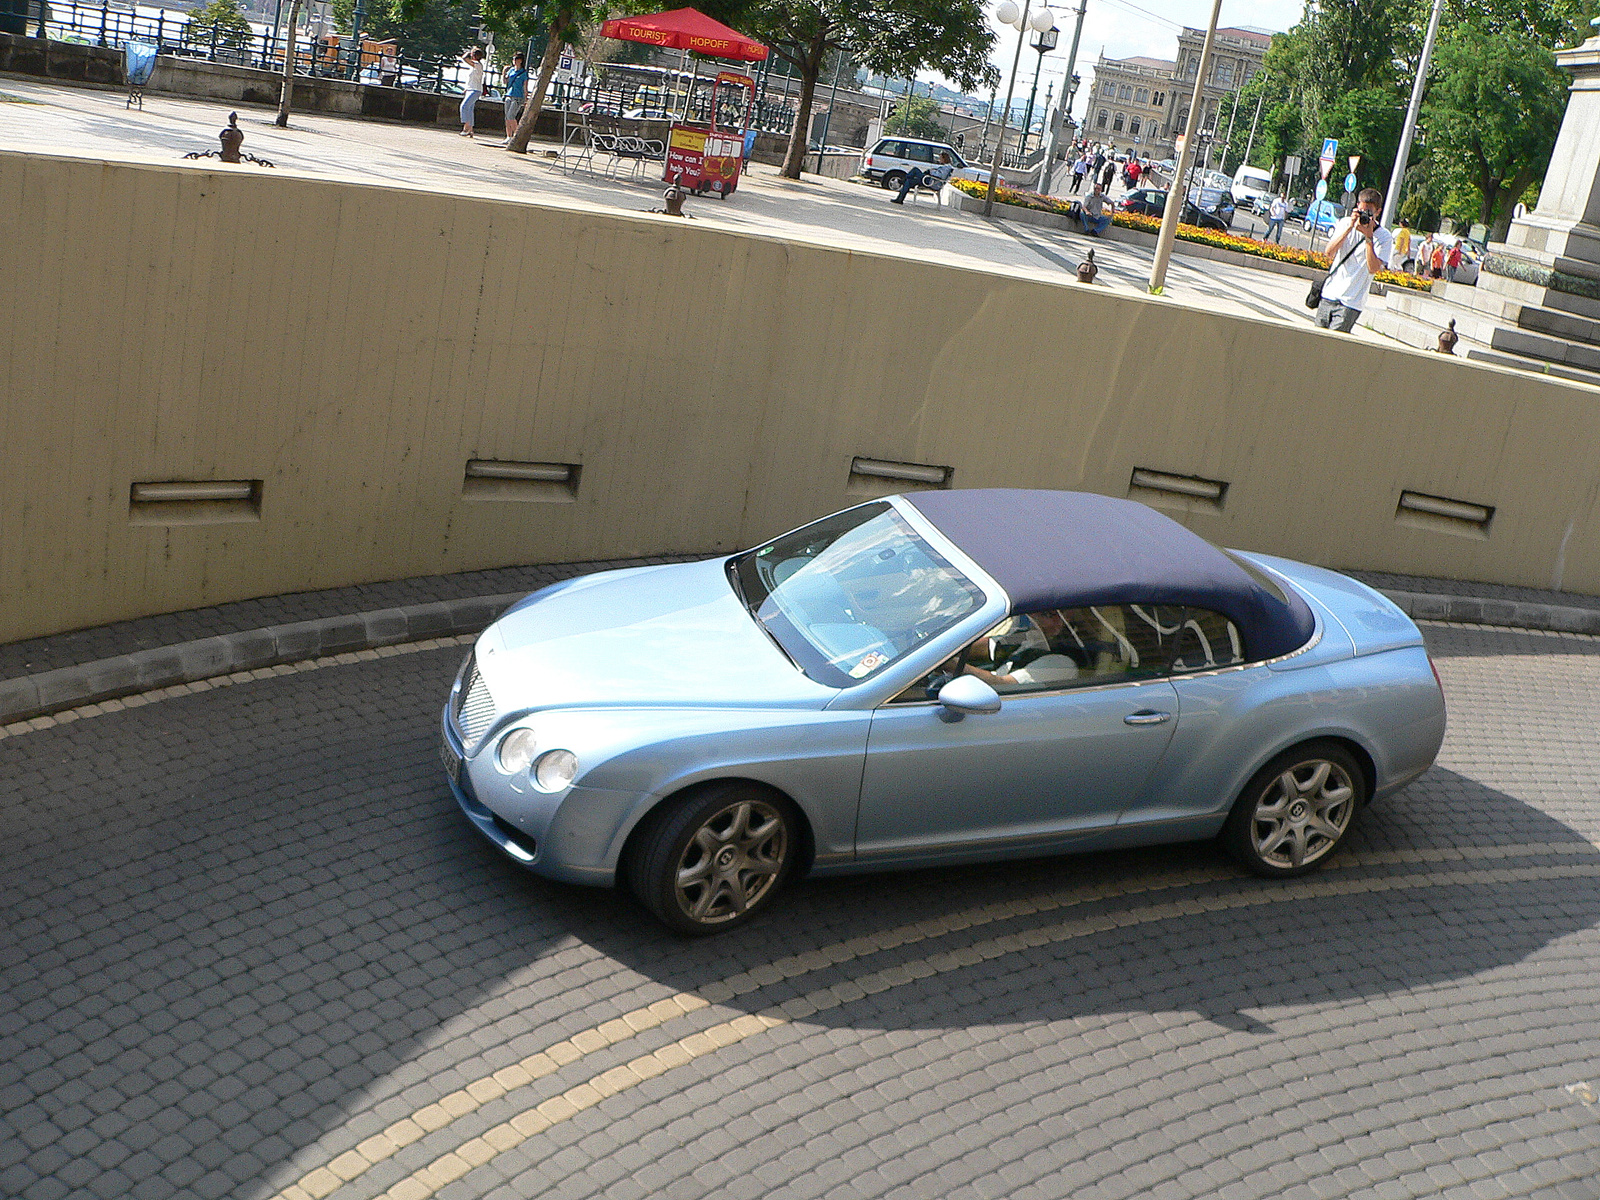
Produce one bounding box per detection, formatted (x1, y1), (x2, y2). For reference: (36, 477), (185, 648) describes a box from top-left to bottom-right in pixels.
(2, 148), (1598, 644)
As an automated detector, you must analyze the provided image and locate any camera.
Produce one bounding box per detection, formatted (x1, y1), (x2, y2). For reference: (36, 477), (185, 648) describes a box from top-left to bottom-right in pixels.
(1356, 211), (1374, 226)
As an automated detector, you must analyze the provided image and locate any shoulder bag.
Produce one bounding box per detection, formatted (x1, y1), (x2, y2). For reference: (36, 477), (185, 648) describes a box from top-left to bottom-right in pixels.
(1305, 236), (1366, 309)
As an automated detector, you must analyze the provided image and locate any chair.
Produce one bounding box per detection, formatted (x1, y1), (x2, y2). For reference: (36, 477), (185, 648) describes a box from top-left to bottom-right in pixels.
(556, 111), (596, 174)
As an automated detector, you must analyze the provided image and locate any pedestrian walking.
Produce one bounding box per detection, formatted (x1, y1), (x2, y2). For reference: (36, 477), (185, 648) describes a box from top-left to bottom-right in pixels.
(1315, 187), (1392, 334)
(1100, 159), (1115, 192)
(502, 51), (528, 143)
(1264, 193), (1288, 243)
(1414, 233), (1433, 277)
(1126, 158), (1141, 189)
(1430, 241), (1445, 280)
(1070, 155), (1089, 194)
(1446, 239), (1463, 282)
(458, 46), (486, 138)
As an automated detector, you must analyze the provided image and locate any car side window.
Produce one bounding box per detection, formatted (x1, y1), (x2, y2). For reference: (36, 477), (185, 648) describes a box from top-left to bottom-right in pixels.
(905, 143), (934, 163)
(892, 604), (1186, 702)
(876, 140), (901, 158)
(1167, 608), (1244, 673)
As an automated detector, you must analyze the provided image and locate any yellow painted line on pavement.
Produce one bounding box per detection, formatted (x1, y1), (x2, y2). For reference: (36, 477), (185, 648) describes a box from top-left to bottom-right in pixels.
(346, 861), (1600, 1200)
(269, 848), (1600, 1200)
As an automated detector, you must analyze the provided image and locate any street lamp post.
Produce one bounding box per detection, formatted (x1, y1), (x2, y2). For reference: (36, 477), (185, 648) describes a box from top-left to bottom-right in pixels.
(984, 0), (1057, 218)
(1019, 24), (1059, 159)
(1382, 0), (1446, 229)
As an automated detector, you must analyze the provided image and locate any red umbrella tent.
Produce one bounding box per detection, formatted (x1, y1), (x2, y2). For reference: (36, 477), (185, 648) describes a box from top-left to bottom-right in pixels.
(598, 8), (768, 62)
(599, 8), (768, 197)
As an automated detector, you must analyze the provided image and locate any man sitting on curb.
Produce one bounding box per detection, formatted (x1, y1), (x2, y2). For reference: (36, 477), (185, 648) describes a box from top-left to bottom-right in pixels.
(1080, 184), (1112, 236)
(890, 153), (954, 204)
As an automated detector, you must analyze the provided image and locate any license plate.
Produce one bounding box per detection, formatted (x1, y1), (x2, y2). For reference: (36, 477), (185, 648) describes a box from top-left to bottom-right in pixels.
(440, 737), (461, 787)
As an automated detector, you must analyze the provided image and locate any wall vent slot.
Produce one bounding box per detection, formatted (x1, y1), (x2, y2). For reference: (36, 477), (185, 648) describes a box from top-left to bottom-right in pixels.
(848, 457), (952, 496)
(1396, 490), (1493, 538)
(1128, 468), (1228, 513)
(463, 460), (580, 502)
(130, 479), (261, 525)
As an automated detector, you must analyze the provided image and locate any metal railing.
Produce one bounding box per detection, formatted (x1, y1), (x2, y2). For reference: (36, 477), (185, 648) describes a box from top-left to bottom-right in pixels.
(28, 2), (801, 132)
(30, 0), (468, 90)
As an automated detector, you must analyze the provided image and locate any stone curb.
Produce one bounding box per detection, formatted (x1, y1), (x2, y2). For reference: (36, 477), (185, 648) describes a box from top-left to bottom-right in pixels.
(0, 592), (524, 726)
(1381, 589), (1600, 636)
(2, 586), (1597, 728)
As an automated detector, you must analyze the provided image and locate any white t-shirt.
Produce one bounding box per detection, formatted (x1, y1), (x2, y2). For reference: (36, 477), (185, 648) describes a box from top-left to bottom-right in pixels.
(1269, 197), (1288, 221)
(464, 59), (486, 92)
(1324, 221), (1393, 311)
(1007, 653), (1080, 688)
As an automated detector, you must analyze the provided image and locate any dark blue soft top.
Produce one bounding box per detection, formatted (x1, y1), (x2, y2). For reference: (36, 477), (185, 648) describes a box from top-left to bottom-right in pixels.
(905, 489), (1315, 660)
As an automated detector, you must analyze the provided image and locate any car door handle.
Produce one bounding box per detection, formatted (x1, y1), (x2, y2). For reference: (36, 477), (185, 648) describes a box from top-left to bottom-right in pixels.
(1124, 710), (1171, 726)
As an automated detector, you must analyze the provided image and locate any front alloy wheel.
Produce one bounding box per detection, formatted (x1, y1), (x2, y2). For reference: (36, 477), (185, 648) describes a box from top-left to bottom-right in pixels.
(628, 785), (797, 934)
(1223, 742), (1364, 877)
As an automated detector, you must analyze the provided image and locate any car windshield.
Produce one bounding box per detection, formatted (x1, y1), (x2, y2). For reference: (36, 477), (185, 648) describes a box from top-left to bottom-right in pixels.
(728, 502), (986, 687)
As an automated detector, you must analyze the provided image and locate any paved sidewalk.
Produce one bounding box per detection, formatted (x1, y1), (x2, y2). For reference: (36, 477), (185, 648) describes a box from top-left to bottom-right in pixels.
(0, 77), (1382, 338)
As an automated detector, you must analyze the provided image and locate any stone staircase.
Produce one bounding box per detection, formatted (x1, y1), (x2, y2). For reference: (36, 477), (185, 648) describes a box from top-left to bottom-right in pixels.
(1366, 274), (1600, 387)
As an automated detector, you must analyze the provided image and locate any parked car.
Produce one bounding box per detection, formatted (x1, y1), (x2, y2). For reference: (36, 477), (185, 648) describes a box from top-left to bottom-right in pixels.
(440, 490), (1446, 934)
(1117, 187), (1234, 232)
(1305, 199), (1341, 235)
(1435, 235), (1482, 284)
(860, 136), (991, 189)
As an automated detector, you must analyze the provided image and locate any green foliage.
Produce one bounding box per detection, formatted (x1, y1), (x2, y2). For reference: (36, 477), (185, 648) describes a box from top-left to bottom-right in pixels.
(1423, 22), (1571, 235)
(730, 0), (997, 176)
(189, 0), (253, 52)
(884, 94), (946, 140)
(333, 0), (473, 61)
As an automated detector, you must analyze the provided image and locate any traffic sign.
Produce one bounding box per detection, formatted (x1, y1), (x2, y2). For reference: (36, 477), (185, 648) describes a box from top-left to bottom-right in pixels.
(1348, 155), (1361, 171)
(1284, 154), (1302, 178)
(1344, 172), (1358, 192)
(1319, 136), (1338, 181)
(1315, 179), (1328, 200)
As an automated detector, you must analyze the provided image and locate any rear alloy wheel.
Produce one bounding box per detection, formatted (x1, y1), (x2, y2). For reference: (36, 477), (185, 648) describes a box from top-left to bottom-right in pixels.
(628, 785), (797, 934)
(1222, 742), (1364, 877)
(883, 170), (907, 191)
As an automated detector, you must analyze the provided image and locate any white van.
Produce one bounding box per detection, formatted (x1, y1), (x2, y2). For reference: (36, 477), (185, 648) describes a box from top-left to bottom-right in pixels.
(1232, 164), (1273, 208)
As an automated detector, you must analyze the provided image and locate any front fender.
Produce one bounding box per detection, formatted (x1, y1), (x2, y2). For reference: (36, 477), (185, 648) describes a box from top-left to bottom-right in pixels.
(464, 706), (870, 885)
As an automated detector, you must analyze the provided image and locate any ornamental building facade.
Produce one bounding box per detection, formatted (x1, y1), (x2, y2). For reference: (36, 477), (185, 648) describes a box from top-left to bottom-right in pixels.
(1086, 26), (1271, 160)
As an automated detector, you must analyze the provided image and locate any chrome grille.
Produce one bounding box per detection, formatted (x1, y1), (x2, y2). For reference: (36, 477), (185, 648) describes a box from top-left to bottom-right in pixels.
(454, 655), (497, 751)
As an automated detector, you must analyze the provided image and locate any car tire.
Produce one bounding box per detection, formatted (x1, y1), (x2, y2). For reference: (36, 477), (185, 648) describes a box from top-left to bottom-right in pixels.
(1221, 741), (1365, 878)
(883, 171), (906, 192)
(626, 783), (798, 935)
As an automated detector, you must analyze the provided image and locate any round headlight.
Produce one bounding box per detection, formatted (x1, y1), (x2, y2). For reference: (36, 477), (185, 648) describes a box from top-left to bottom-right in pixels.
(533, 749), (579, 792)
(497, 728), (538, 774)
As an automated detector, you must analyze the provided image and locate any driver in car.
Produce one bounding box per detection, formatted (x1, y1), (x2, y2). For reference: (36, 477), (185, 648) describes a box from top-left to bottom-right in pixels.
(953, 609), (1083, 692)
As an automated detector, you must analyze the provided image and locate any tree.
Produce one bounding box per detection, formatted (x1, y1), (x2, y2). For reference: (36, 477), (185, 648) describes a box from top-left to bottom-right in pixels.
(333, 0), (475, 62)
(276, 0), (304, 125)
(1423, 25), (1570, 238)
(189, 0), (253, 53)
(733, 0), (996, 179)
(884, 93), (946, 140)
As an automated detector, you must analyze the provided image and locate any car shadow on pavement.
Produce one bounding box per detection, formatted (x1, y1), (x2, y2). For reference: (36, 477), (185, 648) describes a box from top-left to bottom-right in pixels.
(574, 763), (1600, 1034)
(3, 638), (1598, 1200)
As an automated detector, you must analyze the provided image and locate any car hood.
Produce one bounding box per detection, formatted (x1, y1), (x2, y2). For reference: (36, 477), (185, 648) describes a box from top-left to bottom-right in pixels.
(473, 558), (839, 712)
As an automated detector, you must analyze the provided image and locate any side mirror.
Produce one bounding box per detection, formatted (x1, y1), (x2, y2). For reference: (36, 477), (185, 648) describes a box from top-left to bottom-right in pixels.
(935, 674), (1001, 718)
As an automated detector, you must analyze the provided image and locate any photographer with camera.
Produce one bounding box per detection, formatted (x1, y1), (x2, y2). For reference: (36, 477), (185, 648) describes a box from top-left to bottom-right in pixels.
(1316, 187), (1392, 334)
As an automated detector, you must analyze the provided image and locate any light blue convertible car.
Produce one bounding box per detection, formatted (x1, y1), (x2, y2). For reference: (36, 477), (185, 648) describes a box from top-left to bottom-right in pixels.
(441, 490), (1446, 933)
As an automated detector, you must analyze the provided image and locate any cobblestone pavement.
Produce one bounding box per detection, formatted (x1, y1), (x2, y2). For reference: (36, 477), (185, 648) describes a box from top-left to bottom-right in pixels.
(3, 621), (1599, 1200)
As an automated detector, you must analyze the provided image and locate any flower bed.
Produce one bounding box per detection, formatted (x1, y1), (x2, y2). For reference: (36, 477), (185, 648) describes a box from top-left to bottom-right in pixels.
(948, 179), (1431, 292)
